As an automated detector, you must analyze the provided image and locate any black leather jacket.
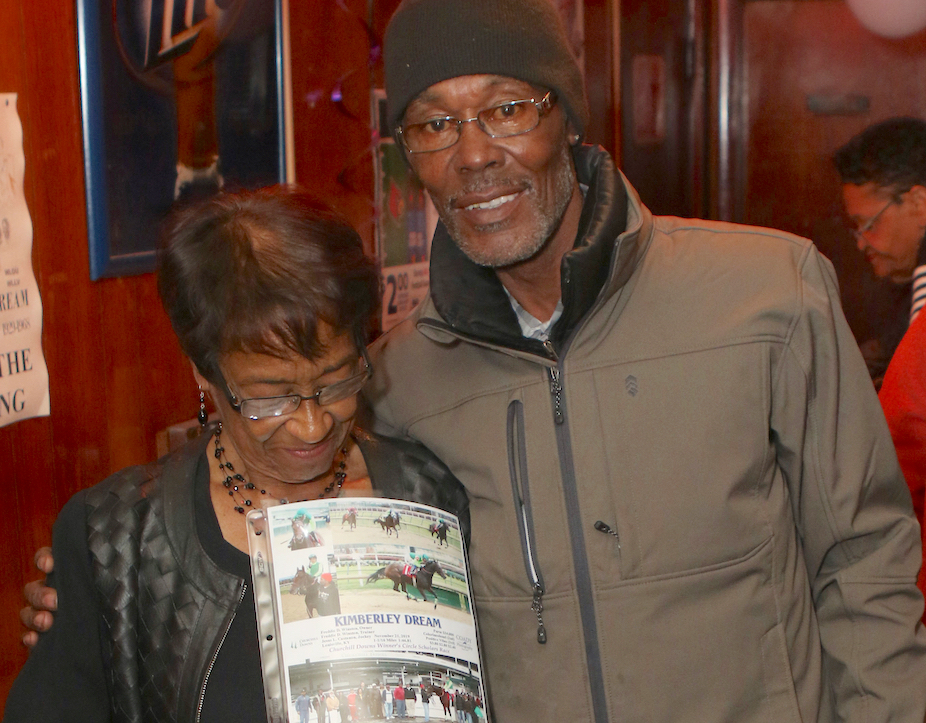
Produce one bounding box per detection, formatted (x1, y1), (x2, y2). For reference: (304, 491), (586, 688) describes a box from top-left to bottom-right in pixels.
(6, 429), (469, 723)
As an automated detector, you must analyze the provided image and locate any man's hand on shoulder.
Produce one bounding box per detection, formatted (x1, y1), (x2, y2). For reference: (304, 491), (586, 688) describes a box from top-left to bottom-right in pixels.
(20, 546), (56, 648)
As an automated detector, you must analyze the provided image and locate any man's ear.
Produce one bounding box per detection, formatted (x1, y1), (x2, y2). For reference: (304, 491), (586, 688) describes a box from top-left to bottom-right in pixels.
(566, 120), (581, 147)
(907, 185), (926, 224)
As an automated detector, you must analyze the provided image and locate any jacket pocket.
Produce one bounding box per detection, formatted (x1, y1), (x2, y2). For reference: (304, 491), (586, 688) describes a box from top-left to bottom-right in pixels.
(507, 400), (547, 643)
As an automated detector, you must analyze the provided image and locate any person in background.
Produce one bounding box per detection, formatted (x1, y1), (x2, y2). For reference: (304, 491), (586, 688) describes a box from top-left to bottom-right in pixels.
(834, 117), (926, 386)
(315, 687), (328, 723)
(296, 688), (312, 723)
(392, 683), (406, 719)
(316, 572), (341, 616)
(4, 187), (468, 722)
(837, 118), (926, 623)
(363, 0), (926, 721)
(382, 682), (393, 720)
(327, 690), (341, 723)
(879, 309), (926, 619)
(405, 683), (416, 718)
(419, 682), (430, 722)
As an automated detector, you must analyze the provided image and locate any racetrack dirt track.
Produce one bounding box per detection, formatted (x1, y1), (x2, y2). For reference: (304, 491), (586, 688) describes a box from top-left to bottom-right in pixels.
(282, 582), (472, 624)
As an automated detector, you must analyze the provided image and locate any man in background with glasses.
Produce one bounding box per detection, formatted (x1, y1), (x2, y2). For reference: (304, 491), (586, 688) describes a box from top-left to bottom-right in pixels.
(837, 119), (926, 625)
(835, 118), (926, 384)
(365, 0), (926, 721)
(836, 118), (926, 297)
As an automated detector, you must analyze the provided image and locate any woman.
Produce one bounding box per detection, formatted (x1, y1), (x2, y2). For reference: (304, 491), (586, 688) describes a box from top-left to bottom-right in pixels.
(4, 187), (468, 723)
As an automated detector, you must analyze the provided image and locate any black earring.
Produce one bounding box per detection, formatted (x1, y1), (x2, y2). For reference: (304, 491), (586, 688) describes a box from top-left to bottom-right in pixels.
(198, 388), (208, 427)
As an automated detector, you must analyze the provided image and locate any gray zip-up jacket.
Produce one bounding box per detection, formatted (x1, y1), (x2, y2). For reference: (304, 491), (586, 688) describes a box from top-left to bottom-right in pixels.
(367, 145), (926, 723)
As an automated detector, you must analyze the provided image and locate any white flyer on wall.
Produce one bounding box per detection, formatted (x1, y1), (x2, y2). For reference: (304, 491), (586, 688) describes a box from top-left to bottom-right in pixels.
(0, 94), (49, 428)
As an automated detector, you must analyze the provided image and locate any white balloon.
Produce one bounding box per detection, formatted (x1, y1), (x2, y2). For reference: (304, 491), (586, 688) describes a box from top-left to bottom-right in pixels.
(847, 0), (926, 39)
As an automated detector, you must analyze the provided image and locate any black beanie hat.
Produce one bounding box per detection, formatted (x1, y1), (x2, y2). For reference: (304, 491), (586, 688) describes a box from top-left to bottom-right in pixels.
(384, 0), (589, 142)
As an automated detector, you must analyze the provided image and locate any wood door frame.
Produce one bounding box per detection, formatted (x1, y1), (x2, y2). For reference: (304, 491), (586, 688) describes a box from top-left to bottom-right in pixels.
(708, 0), (746, 222)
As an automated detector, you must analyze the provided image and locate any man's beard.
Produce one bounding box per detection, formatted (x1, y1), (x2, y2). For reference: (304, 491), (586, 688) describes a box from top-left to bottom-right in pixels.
(440, 142), (578, 269)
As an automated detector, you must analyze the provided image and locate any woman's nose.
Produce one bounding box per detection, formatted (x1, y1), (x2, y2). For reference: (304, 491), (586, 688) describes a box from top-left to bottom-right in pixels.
(285, 398), (334, 443)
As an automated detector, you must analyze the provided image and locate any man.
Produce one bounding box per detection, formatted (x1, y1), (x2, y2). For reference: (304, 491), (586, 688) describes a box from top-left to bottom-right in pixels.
(419, 682), (431, 722)
(314, 688), (328, 723)
(382, 681), (393, 720)
(405, 683), (416, 718)
(327, 690), (341, 723)
(392, 683), (406, 719)
(403, 549), (426, 577)
(834, 118), (926, 384)
(296, 688), (312, 723)
(316, 572), (341, 616)
(836, 118), (926, 617)
(18, 1), (926, 721)
(365, 0), (926, 721)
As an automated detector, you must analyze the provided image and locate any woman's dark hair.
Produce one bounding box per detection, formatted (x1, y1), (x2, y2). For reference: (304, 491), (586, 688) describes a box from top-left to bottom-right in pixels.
(834, 117), (926, 196)
(157, 186), (380, 384)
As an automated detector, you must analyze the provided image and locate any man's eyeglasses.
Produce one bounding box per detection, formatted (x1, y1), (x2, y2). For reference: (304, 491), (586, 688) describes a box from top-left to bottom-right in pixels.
(398, 92), (556, 154)
(852, 198), (896, 242)
(220, 352), (372, 422)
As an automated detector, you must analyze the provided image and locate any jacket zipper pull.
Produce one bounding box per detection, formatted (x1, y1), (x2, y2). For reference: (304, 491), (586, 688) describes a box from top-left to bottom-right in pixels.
(547, 366), (564, 425)
(531, 582), (547, 644)
(594, 520), (621, 548)
(542, 340), (564, 425)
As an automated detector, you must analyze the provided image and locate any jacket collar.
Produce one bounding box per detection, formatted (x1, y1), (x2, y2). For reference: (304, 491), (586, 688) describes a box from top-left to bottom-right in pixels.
(159, 426), (243, 604)
(425, 144), (647, 351)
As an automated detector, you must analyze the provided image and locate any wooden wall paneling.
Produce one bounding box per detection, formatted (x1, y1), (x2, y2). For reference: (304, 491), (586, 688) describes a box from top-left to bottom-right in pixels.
(99, 278), (154, 473)
(137, 279), (201, 441)
(288, 0), (379, 249)
(707, 0), (745, 222)
(12, 0), (87, 577)
(585, 0), (618, 155)
(19, 0), (114, 506)
(2, 409), (56, 686)
(0, 439), (30, 685)
(620, 0), (708, 217)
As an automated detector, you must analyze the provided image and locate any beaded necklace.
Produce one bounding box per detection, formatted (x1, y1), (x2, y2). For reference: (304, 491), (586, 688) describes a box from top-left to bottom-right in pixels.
(213, 422), (348, 513)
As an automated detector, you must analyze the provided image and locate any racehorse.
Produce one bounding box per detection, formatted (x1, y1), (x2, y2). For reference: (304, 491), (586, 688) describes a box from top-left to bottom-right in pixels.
(429, 521), (449, 547)
(289, 518), (323, 549)
(374, 514), (400, 537)
(341, 510), (357, 530)
(365, 559), (447, 608)
(290, 566), (320, 617)
(440, 689), (452, 717)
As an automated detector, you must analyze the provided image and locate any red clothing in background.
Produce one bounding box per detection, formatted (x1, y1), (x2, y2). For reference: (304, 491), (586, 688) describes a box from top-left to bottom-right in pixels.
(880, 311), (926, 620)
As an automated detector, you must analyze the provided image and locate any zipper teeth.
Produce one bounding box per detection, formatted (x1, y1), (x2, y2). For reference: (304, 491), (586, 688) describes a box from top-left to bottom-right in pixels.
(550, 361), (609, 723)
(522, 503), (547, 644)
(196, 583), (248, 722)
(507, 401), (547, 644)
(521, 507), (541, 586)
